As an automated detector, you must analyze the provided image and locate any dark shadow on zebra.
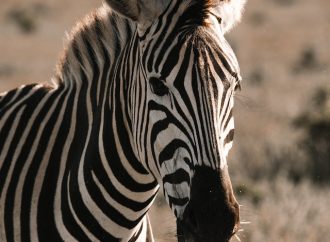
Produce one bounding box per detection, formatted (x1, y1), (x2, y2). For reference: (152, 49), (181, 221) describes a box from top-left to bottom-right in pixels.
(0, 0), (246, 241)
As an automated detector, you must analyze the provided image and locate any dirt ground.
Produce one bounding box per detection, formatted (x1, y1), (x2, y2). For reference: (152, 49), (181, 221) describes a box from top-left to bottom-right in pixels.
(1, 0), (329, 241)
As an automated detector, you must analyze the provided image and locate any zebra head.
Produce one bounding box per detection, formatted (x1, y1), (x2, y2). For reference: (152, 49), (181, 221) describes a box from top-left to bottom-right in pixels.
(106, 0), (246, 241)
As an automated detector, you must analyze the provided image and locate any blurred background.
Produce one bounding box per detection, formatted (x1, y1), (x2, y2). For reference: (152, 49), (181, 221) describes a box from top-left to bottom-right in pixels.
(0, 0), (329, 241)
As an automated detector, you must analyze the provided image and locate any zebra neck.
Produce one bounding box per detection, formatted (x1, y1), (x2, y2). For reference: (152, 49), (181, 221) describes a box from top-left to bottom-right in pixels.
(50, 6), (159, 239)
(54, 6), (135, 93)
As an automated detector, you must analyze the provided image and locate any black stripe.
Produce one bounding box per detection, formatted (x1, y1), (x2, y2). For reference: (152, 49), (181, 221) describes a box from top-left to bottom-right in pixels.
(159, 139), (190, 166)
(0, 89), (16, 109)
(224, 129), (235, 144)
(223, 109), (233, 130)
(163, 168), (190, 185)
(168, 195), (189, 208)
(83, 36), (100, 110)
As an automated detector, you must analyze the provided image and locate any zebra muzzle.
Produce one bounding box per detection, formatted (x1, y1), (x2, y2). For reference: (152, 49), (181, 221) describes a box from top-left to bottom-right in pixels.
(176, 166), (240, 242)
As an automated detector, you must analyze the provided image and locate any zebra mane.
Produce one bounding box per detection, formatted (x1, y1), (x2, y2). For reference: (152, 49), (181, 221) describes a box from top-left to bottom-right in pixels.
(52, 0), (245, 86)
(54, 5), (135, 85)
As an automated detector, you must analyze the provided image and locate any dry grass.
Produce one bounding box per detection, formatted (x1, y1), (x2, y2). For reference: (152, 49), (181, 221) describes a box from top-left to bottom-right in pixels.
(0, 0), (329, 241)
(236, 177), (330, 242)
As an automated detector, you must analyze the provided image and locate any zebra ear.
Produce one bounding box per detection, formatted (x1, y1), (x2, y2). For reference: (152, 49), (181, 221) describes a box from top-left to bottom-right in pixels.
(211, 0), (247, 33)
(104, 0), (169, 25)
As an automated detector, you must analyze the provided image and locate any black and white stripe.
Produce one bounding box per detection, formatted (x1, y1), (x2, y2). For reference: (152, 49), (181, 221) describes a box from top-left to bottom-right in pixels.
(1, 1), (244, 241)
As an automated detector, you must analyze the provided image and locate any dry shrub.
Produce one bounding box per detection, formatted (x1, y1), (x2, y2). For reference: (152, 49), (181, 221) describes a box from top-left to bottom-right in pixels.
(292, 47), (326, 74)
(6, 3), (49, 34)
(247, 68), (264, 86)
(0, 65), (14, 77)
(293, 87), (330, 184)
(248, 12), (267, 27)
(237, 177), (330, 242)
(7, 8), (37, 33)
(231, 86), (330, 185)
(272, 0), (297, 6)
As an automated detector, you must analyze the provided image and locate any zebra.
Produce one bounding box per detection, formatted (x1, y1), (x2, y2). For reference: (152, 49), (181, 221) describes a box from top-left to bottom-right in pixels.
(0, 0), (246, 241)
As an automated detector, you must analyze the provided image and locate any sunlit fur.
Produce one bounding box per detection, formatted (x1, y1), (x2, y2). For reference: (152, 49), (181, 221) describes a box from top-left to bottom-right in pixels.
(0, 1), (245, 241)
(212, 0), (246, 33)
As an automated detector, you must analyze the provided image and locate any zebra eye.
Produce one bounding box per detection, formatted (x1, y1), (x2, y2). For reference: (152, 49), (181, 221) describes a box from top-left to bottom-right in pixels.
(149, 77), (169, 96)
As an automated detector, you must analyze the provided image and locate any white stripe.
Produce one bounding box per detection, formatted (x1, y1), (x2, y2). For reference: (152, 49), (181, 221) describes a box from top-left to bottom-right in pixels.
(54, 81), (79, 242)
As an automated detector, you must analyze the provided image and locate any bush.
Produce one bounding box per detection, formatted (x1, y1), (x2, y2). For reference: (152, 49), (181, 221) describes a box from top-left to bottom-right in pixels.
(6, 4), (48, 34)
(7, 8), (37, 33)
(292, 47), (325, 74)
(231, 86), (330, 185)
(293, 87), (330, 184)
